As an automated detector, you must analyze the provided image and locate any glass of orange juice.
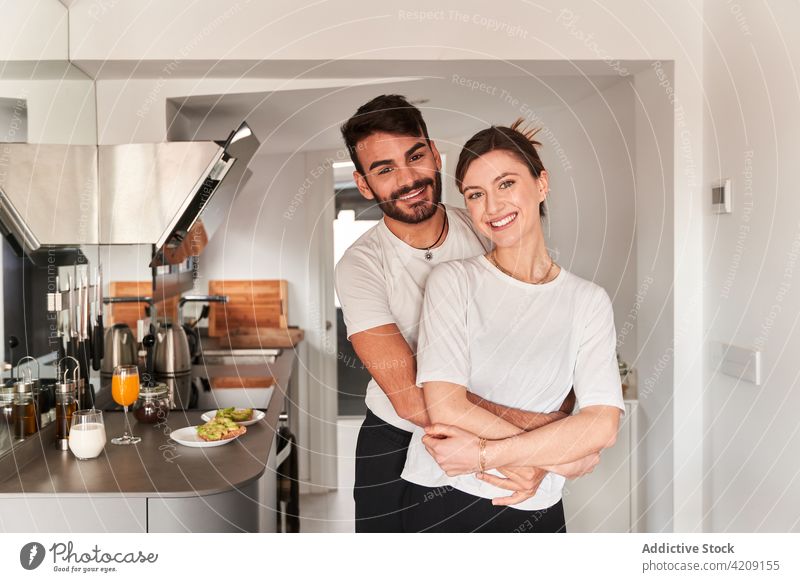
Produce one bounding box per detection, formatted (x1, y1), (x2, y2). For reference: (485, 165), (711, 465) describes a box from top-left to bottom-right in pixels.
(111, 364), (141, 445)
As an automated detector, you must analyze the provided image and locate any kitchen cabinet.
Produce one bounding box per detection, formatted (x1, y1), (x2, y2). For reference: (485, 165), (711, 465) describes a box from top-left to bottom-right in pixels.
(564, 400), (639, 532)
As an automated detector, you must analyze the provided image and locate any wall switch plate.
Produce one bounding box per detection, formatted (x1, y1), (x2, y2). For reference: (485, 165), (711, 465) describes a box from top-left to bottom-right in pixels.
(712, 178), (732, 214)
(719, 342), (761, 385)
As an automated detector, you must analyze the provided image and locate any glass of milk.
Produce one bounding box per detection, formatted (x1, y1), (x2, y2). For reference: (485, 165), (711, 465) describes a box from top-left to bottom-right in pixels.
(68, 409), (107, 460)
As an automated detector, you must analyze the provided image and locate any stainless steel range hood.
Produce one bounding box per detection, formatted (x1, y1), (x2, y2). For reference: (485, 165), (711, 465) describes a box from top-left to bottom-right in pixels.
(0, 143), (99, 253)
(0, 122), (258, 265)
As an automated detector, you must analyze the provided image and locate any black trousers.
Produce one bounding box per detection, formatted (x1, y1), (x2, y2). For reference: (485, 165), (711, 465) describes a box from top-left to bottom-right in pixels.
(402, 481), (567, 533)
(354, 409), (413, 533)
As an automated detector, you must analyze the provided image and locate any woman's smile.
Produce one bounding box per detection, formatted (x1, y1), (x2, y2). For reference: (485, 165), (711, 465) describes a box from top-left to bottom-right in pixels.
(487, 211), (519, 231)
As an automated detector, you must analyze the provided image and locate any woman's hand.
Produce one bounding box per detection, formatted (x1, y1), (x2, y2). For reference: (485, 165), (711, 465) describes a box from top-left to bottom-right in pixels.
(478, 466), (548, 506)
(422, 424), (482, 476)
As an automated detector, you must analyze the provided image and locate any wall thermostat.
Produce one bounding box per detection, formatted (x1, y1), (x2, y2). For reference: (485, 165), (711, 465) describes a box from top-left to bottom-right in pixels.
(712, 178), (732, 214)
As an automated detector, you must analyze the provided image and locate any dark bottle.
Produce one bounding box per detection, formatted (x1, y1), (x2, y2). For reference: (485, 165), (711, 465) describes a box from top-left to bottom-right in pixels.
(12, 381), (36, 439)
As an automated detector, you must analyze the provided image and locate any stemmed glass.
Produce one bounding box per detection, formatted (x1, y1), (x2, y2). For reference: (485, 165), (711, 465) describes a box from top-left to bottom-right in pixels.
(111, 365), (141, 445)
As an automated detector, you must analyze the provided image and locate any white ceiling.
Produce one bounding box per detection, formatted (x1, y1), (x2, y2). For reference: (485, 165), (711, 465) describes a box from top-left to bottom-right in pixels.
(167, 65), (637, 155)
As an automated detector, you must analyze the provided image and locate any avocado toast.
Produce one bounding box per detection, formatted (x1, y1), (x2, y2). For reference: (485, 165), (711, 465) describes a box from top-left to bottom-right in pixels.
(216, 407), (254, 423)
(196, 415), (247, 442)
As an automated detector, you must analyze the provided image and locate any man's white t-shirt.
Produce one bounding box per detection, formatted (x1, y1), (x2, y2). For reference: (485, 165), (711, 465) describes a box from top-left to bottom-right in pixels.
(334, 206), (491, 433)
(401, 256), (626, 511)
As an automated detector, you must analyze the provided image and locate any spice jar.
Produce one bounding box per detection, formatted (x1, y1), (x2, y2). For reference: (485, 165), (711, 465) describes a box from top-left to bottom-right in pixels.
(12, 380), (36, 439)
(133, 383), (170, 424)
(55, 381), (77, 450)
(15, 356), (43, 430)
(54, 357), (82, 449)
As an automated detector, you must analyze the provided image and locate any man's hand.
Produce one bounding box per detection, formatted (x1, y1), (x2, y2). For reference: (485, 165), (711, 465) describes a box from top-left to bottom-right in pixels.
(559, 388), (577, 415)
(467, 387), (576, 431)
(476, 466), (548, 506)
(540, 452), (601, 479)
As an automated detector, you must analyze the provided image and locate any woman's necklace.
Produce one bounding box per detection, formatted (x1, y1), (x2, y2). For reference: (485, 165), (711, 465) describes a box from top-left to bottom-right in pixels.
(413, 206), (448, 261)
(488, 250), (557, 284)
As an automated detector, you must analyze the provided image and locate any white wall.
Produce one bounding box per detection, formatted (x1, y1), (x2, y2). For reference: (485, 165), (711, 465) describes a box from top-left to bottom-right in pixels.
(0, 79), (96, 144)
(543, 79), (638, 366)
(0, 1), (67, 61)
(703, 1), (800, 532)
(632, 65), (676, 533)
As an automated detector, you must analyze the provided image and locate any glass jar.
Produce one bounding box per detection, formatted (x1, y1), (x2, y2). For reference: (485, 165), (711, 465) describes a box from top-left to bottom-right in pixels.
(12, 380), (36, 439)
(55, 381), (77, 449)
(133, 383), (170, 424)
(38, 378), (57, 425)
(30, 378), (44, 430)
(0, 383), (14, 426)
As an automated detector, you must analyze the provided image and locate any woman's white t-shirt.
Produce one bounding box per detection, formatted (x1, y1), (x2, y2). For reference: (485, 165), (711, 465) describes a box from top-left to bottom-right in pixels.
(401, 255), (626, 511)
(334, 207), (491, 432)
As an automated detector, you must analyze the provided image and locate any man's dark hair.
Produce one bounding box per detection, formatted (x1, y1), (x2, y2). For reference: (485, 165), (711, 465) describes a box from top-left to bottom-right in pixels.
(340, 94), (430, 175)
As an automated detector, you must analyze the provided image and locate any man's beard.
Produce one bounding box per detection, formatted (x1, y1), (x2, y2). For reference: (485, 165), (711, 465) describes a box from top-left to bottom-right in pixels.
(370, 171), (442, 224)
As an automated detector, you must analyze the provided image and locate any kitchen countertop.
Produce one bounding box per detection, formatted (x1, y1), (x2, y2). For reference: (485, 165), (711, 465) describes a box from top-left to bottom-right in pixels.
(0, 389), (281, 499)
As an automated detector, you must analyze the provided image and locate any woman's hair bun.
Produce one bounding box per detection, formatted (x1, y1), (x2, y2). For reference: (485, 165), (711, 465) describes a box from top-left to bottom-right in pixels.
(509, 118), (543, 149)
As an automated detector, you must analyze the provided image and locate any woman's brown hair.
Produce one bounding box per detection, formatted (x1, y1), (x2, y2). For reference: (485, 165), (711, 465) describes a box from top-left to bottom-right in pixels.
(455, 118), (547, 218)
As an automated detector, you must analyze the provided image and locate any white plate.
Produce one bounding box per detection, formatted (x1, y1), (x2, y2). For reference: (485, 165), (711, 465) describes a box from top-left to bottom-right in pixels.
(200, 409), (265, 426)
(170, 426), (243, 448)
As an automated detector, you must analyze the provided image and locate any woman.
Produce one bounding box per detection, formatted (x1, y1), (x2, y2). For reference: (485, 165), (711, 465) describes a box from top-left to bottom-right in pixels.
(400, 120), (625, 533)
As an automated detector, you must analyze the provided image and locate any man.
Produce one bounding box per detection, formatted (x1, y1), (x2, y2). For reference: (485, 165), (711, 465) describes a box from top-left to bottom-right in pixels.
(335, 95), (595, 532)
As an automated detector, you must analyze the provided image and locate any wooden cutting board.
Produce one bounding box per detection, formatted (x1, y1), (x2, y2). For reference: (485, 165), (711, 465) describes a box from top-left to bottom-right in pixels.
(108, 281), (178, 329)
(212, 327), (304, 349)
(211, 376), (275, 389)
(207, 280), (289, 337)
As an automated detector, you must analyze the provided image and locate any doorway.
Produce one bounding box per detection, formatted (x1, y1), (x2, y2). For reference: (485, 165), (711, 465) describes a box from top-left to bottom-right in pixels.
(332, 161), (380, 417)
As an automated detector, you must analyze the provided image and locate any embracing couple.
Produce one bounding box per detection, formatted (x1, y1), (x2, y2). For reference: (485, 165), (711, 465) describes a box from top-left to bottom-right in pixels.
(335, 95), (625, 533)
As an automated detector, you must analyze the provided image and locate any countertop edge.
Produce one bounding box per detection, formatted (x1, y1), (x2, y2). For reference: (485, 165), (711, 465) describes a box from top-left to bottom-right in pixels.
(0, 383), (284, 499)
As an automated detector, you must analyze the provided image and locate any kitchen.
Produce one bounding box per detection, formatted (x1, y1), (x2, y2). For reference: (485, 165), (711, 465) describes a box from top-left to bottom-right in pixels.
(0, 1), (798, 572)
(0, 112), (304, 530)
